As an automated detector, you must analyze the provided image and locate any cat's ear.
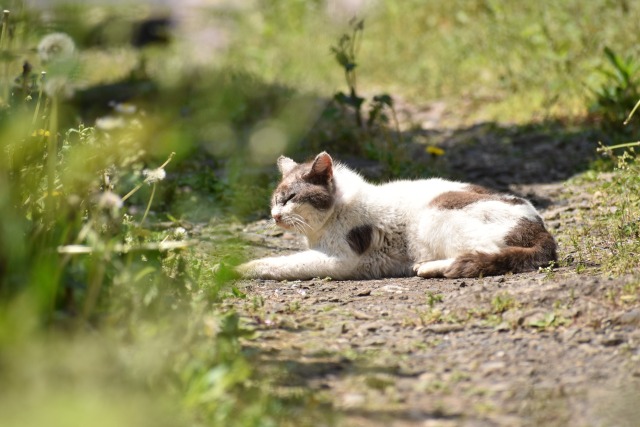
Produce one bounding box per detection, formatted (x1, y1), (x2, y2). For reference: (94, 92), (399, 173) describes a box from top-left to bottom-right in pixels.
(306, 151), (333, 183)
(277, 156), (297, 175)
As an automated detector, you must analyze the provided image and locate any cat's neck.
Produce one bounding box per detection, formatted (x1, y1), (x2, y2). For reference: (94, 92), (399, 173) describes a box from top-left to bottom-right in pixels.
(333, 163), (369, 205)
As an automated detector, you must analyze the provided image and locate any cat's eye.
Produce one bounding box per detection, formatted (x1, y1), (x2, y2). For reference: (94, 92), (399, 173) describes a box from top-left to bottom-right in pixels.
(283, 193), (296, 205)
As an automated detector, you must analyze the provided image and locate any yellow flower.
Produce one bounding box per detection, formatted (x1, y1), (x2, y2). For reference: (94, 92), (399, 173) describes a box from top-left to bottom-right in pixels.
(426, 146), (445, 156)
(32, 129), (51, 137)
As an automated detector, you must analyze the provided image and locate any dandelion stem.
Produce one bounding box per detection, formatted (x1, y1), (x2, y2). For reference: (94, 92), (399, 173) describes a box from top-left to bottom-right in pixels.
(159, 151), (176, 169)
(81, 255), (106, 321)
(623, 98), (640, 125)
(121, 151), (175, 202)
(1, 10), (10, 106)
(121, 182), (144, 202)
(389, 105), (403, 144)
(140, 182), (156, 226)
(46, 96), (58, 223)
(32, 71), (46, 126)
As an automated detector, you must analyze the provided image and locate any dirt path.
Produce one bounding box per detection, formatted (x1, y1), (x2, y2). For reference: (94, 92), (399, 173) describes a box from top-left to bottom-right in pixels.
(227, 170), (640, 426)
(206, 110), (640, 426)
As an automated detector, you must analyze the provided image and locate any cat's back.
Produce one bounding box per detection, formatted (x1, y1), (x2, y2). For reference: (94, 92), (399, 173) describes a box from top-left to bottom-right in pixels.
(372, 177), (468, 207)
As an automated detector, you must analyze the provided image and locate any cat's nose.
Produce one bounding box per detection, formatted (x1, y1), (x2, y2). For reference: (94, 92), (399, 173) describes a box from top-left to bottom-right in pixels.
(273, 214), (282, 223)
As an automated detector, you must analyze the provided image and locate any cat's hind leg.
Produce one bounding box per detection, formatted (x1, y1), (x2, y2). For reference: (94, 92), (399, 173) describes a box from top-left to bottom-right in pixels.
(413, 259), (455, 278)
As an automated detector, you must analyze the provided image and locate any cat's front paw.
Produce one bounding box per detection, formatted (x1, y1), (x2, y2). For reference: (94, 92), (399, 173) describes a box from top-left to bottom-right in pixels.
(236, 260), (276, 280)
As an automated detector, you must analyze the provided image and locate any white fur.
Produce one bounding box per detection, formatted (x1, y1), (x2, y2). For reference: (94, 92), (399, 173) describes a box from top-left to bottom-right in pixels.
(239, 161), (544, 280)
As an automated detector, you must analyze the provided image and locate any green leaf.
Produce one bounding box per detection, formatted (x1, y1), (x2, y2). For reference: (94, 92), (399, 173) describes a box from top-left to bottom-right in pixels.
(231, 286), (246, 299)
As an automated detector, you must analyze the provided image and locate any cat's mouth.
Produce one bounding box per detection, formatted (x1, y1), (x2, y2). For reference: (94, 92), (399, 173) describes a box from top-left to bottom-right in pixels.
(273, 216), (291, 229)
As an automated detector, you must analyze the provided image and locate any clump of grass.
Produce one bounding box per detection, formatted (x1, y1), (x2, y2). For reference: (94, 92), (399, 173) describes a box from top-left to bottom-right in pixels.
(589, 47), (640, 139)
(568, 86), (640, 275)
(491, 292), (519, 314)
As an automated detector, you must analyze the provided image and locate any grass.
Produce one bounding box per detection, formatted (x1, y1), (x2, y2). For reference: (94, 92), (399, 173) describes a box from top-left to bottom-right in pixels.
(564, 144), (640, 275)
(223, 0), (640, 124)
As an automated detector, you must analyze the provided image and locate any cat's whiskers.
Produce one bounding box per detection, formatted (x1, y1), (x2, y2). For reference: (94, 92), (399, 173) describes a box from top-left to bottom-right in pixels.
(288, 214), (311, 234)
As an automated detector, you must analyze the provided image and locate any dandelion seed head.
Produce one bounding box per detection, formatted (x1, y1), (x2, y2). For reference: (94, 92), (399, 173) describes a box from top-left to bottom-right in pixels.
(109, 101), (137, 115)
(95, 116), (126, 131)
(173, 227), (187, 239)
(143, 168), (166, 183)
(97, 191), (123, 210)
(38, 32), (76, 64)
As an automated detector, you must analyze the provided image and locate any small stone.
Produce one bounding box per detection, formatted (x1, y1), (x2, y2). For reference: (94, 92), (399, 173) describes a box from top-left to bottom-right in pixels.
(360, 322), (381, 332)
(380, 284), (406, 294)
(363, 337), (386, 346)
(271, 303), (286, 313)
(480, 361), (507, 376)
(352, 310), (374, 320)
(503, 310), (525, 326)
(426, 324), (464, 334)
(600, 334), (625, 347)
(613, 309), (640, 326)
(356, 289), (371, 296)
(495, 322), (511, 332)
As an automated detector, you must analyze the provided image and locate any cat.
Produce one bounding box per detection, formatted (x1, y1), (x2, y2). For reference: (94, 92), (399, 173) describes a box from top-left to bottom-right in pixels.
(238, 151), (557, 280)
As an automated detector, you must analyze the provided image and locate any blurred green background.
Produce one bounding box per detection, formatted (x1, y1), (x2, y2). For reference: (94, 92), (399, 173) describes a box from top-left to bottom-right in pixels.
(1, 0), (639, 426)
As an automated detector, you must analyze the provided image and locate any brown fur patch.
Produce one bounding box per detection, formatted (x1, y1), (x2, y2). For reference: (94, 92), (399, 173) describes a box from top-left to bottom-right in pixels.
(444, 218), (557, 278)
(465, 184), (495, 195)
(430, 188), (529, 210)
(429, 191), (493, 210)
(346, 225), (373, 255)
(500, 196), (528, 205)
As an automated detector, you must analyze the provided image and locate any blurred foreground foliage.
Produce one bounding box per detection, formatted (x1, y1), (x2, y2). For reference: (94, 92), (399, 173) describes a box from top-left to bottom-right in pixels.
(0, 2), (331, 426)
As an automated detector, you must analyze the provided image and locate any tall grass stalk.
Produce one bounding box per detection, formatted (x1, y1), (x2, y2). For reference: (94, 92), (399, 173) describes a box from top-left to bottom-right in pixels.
(31, 72), (46, 127)
(1, 10), (9, 106)
(140, 182), (156, 225)
(45, 96), (58, 224)
(623, 99), (640, 125)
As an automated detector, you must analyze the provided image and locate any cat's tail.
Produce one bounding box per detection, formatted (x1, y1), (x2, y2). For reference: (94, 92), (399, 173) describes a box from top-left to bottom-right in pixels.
(444, 220), (557, 278)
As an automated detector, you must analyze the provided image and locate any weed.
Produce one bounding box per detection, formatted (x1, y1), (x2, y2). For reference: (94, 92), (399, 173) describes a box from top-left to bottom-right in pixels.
(286, 300), (301, 313)
(491, 292), (518, 314)
(539, 261), (557, 279)
(589, 47), (640, 138)
(527, 312), (569, 330)
(426, 291), (444, 308)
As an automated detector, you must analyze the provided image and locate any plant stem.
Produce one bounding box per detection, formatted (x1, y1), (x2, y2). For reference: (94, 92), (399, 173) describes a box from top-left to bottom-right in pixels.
(599, 141), (640, 151)
(623, 98), (640, 125)
(389, 105), (403, 144)
(46, 96), (58, 223)
(1, 10), (10, 106)
(121, 182), (144, 202)
(81, 255), (106, 321)
(121, 152), (175, 202)
(139, 182), (156, 226)
(31, 71), (46, 127)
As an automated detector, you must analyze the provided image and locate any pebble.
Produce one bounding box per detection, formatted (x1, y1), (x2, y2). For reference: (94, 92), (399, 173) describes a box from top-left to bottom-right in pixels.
(426, 324), (464, 334)
(360, 321), (382, 332)
(600, 334), (625, 347)
(352, 310), (374, 320)
(613, 308), (640, 326)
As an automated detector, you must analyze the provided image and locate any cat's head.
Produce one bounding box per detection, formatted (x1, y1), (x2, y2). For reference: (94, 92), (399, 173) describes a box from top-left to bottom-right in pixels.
(270, 152), (336, 234)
